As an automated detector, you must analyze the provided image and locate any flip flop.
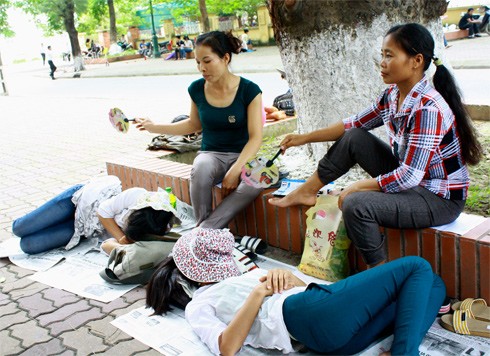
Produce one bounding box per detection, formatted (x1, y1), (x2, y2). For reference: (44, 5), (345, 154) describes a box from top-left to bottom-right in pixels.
(452, 298), (490, 321)
(233, 243), (259, 274)
(234, 243), (257, 261)
(440, 310), (490, 338)
(240, 236), (268, 254)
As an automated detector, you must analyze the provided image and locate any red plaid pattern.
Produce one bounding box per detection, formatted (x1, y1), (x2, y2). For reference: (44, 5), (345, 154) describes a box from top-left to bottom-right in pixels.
(343, 76), (468, 200)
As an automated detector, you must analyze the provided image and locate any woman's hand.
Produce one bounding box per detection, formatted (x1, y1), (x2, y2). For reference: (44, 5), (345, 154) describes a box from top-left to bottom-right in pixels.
(338, 178), (381, 210)
(134, 117), (156, 133)
(258, 268), (306, 294)
(221, 166), (241, 197)
(279, 133), (307, 152)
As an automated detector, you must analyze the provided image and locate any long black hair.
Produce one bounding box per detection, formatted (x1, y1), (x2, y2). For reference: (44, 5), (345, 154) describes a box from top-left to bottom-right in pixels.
(146, 256), (198, 315)
(195, 30), (242, 64)
(124, 207), (174, 242)
(386, 23), (482, 165)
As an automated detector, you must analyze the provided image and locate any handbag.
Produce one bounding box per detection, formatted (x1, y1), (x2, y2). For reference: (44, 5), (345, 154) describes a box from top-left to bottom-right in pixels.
(100, 240), (175, 285)
(298, 194), (351, 282)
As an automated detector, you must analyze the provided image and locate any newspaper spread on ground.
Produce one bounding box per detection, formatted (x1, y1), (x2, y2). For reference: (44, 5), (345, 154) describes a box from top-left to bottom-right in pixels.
(6, 237), (99, 271)
(29, 248), (138, 302)
(361, 320), (490, 356)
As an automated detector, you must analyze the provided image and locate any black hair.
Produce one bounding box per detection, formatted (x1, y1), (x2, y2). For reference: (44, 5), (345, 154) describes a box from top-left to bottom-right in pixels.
(468, 7), (474, 12)
(124, 207), (174, 242)
(386, 23), (482, 165)
(195, 31), (242, 63)
(183, 35), (189, 40)
(244, 28), (249, 33)
(146, 256), (198, 315)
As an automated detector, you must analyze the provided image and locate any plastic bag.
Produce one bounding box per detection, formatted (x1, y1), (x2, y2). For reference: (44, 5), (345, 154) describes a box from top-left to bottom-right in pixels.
(298, 194), (351, 282)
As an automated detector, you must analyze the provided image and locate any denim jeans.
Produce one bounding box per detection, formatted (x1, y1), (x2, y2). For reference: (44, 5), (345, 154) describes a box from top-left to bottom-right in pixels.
(283, 256), (446, 355)
(12, 184), (84, 254)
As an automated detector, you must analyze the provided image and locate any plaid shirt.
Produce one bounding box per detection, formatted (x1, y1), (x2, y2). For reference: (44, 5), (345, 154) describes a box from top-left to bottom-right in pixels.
(343, 76), (468, 200)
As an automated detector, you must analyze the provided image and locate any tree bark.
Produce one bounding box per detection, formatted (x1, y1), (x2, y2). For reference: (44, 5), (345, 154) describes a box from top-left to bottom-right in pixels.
(268, 0), (448, 161)
(63, 0), (84, 72)
(108, 0), (117, 44)
(199, 0), (210, 32)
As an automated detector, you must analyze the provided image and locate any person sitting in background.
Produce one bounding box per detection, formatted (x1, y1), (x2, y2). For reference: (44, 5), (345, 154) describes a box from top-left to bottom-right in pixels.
(182, 35), (194, 58)
(459, 8), (481, 38)
(174, 35), (185, 60)
(240, 28), (254, 52)
(479, 5), (490, 35)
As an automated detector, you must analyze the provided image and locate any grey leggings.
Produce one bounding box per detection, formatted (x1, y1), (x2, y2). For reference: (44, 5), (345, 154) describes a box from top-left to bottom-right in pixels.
(190, 151), (263, 229)
(318, 128), (465, 265)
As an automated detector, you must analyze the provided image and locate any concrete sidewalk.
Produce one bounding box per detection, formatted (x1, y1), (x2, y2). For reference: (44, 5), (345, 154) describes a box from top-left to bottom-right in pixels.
(16, 34), (490, 80)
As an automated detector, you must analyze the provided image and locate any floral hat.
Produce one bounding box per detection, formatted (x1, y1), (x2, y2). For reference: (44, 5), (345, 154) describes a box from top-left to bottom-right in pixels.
(128, 188), (177, 215)
(172, 228), (241, 283)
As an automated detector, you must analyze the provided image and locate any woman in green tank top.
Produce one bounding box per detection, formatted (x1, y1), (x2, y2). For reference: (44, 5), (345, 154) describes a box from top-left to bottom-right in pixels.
(135, 31), (264, 228)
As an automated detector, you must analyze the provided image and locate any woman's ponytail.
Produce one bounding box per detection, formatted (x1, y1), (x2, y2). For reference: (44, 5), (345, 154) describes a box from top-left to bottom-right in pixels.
(387, 23), (483, 166)
(196, 30), (242, 63)
(432, 61), (482, 165)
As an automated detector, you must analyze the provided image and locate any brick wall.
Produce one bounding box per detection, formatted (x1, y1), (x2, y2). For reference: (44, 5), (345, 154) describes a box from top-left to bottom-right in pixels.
(107, 156), (490, 302)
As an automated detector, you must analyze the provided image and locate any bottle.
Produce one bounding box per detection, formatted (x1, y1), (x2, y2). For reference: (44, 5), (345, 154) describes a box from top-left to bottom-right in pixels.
(165, 187), (177, 209)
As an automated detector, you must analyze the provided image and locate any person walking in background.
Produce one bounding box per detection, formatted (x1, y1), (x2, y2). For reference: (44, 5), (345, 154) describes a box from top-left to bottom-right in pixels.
(459, 8), (481, 38)
(40, 43), (46, 66)
(46, 45), (57, 80)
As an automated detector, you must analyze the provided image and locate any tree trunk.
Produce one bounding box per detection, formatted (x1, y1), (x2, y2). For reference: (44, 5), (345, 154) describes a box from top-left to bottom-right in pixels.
(63, 0), (84, 72)
(108, 0), (117, 44)
(199, 0), (210, 32)
(268, 0), (447, 161)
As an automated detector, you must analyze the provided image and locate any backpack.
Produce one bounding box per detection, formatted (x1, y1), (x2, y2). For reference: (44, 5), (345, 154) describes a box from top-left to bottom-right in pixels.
(273, 89), (295, 117)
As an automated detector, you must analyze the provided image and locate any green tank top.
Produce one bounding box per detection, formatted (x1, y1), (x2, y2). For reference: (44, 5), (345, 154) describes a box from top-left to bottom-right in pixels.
(188, 77), (262, 153)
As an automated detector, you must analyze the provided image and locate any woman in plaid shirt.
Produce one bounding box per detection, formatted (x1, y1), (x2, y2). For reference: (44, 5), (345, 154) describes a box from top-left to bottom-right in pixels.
(270, 23), (482, 267)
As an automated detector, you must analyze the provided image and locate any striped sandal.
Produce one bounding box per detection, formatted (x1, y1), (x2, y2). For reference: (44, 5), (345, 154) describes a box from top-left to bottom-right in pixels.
(440, 310), (490, 338)
(452, 298), (490, 321)
(240, 235), (268, 254)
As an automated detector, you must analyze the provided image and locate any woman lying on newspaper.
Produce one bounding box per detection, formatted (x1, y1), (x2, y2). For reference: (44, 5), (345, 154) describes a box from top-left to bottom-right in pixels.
(146, 228), (445, 356)
(12, 176), (177, 255)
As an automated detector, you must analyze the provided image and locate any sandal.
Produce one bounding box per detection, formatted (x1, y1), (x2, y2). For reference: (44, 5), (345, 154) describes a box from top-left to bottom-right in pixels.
(452, 298), (490, 321)
(240, 236), (268, 254)
(440, 310), (490, 338)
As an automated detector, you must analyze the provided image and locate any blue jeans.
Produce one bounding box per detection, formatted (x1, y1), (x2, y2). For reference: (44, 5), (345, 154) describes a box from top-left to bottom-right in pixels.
(283, 256), (446, 355)
(12, 184), (84, 254)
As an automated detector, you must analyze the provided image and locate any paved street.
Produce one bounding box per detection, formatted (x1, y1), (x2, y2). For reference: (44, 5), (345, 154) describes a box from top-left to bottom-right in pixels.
(0, 36), (489, 355)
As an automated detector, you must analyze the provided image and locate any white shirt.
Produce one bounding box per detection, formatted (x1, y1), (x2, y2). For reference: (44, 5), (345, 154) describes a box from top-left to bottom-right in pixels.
(97, 187), (146, 229)
(185, 269), (306, 355)
(46, 49), (53, 61)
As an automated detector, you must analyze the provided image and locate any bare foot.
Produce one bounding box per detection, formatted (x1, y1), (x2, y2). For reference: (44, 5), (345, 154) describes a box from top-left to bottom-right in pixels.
(268, 189), (317, 207)
(379, 351), (391, 356)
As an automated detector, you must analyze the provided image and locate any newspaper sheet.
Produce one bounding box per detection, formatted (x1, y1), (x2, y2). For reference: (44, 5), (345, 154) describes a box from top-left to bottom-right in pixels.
(29, 249), (137, 302)
(362, 320), (490, 356)
(7, 237), (98, 271)
(432, 213), (486, 235)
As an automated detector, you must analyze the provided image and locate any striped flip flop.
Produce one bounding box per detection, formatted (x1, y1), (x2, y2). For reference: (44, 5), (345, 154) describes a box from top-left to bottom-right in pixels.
(240, 236), (268, 254)
(233, 243), (259, 275)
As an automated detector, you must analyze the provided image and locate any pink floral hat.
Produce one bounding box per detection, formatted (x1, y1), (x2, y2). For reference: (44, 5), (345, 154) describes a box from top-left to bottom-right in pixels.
(172, 228), (241, 283)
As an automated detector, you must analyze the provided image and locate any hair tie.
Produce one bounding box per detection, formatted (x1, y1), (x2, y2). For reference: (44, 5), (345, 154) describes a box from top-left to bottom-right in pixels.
(433, 57), (443, 67)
